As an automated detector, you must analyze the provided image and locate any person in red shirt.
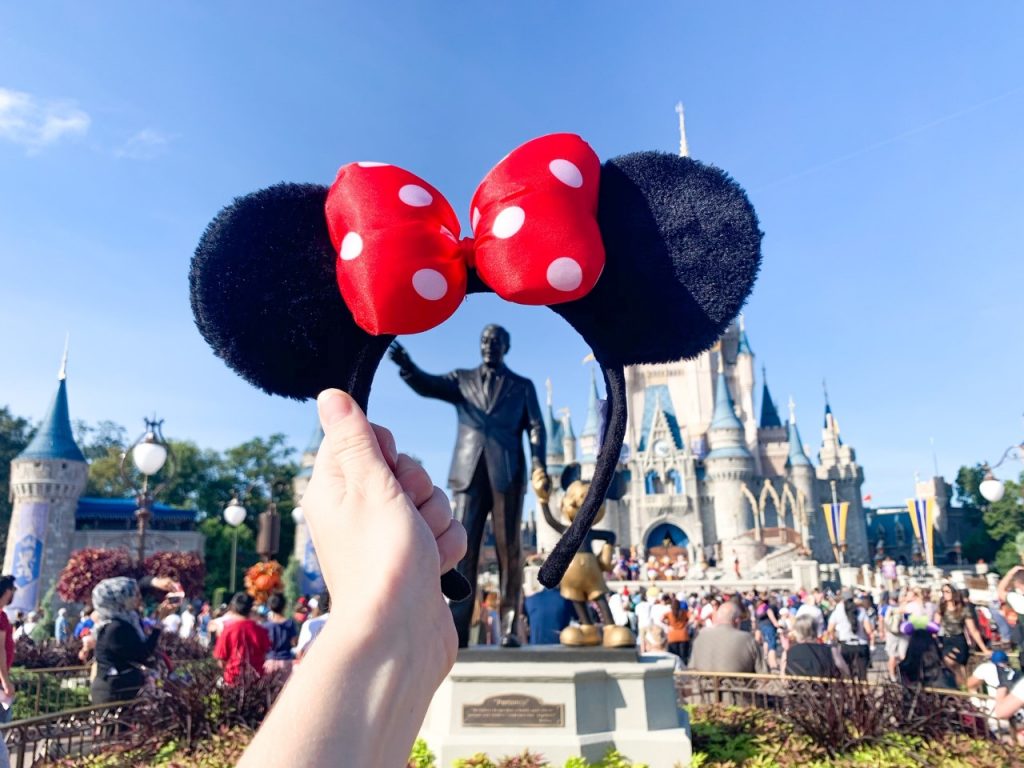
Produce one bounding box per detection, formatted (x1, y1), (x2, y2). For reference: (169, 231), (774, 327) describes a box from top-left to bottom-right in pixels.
(213, 592), (270, 686)
(0, 575), (17, 725)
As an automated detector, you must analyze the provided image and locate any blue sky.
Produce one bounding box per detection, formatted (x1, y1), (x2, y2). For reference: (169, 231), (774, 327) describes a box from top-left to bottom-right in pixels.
(1, 3), (1022, 509)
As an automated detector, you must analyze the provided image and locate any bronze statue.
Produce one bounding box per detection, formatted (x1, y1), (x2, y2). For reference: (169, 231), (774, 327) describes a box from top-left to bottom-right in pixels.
(537, 464), (635, 647)
(389, 324), (549, 647)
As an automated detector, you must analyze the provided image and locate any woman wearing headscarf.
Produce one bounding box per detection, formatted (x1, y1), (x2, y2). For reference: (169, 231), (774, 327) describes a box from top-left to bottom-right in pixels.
(89, 577), (163, 704)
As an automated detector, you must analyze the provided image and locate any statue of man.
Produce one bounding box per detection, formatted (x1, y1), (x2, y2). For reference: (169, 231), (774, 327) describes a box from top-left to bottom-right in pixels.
(389, 324), (549, 647)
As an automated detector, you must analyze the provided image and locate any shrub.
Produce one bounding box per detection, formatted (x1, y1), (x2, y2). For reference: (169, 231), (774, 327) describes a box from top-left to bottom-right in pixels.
(56, 548), (136, 603)
(497, 751), (549, 768)
(408, 738), (437, 768)
(13, 636), (85, 668)
(143, 551), (205, 598)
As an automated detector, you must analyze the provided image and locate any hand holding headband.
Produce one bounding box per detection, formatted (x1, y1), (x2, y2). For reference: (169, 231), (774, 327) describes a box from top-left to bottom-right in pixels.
(190, 133), (762, 595)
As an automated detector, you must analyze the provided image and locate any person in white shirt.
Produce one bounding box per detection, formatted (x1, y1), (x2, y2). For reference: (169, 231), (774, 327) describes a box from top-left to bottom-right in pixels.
(968, 649), (1017, 721)
(179, 604), (197, 639)
(640, 625), (681, 671)
(795, 591), (825, 638)
(635, 592), (654, 650)
(296, 590), (331, 660)
(162, 610), (182, 635)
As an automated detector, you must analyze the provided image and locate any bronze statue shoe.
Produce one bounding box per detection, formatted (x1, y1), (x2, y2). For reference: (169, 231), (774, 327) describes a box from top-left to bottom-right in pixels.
(560, 626), (585, 646)
(578, 623), (601, 646)
(602, 625), (636, 648)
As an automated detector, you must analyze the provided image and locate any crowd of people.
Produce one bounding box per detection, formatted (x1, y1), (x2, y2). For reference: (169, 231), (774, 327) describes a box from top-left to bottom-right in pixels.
(6, 573), (335, 706)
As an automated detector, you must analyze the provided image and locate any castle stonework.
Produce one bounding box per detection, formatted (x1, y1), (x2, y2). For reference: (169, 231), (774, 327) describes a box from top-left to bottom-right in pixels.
(4, 375), (88, 612)
(537, 319), (870, 575)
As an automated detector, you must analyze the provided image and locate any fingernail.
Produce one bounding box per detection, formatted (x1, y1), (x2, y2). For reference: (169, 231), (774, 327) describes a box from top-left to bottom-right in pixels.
(318, 389), (353, 427)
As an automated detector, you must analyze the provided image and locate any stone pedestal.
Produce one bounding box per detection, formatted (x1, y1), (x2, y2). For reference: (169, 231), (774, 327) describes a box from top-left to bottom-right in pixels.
(839, 565), (860, 588)
(791, 560), (821, 592)
(420, 647), (691, 767)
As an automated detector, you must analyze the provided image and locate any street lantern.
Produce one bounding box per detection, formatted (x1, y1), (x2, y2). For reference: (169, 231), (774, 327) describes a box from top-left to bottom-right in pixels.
(291, 505), (304, 525)
(979, 442), (1024, 503)
(120, 417), (174, 565)
(223, 497), (247, 593)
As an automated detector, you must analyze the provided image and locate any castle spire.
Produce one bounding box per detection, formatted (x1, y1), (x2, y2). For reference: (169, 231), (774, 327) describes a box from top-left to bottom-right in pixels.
(58, 333), (69, 381)
(822, 379), (843, 445)
(18, 347), (86, 463)
(581, 368), (602, 438)
(786, 397), (812, 467)
(737, 314), (753, 356)
(543, 379), (565, 460)
(675, 102), (689, 158)
(759, 366), (782, 428)
(710, 364), (743, 431)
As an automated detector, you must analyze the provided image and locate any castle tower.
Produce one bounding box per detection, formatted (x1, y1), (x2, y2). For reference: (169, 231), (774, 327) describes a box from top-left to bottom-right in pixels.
(733, 316), (760, 473)
(4, 354), (88, 612)
(542, 379), (565, 475)
(785, 399), (822, 560)
(578, 369), (602, 464)
(704, 359), (755, 561)
(291, 419), (325, 596)
(815, 391), (869, 564)
(561, 409), (577, 465)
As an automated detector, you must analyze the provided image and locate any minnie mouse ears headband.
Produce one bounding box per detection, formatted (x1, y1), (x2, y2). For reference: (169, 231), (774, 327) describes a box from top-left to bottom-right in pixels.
(190, 132), (762, 596)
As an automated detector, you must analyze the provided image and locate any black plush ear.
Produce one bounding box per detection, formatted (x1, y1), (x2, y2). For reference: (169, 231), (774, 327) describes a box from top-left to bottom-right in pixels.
(560, 463), (583, 491)
(552, 151), (762, 367)
(607, 470), (628, 502)
(539, 152), (761, 589)
(190, 183), (391, 407)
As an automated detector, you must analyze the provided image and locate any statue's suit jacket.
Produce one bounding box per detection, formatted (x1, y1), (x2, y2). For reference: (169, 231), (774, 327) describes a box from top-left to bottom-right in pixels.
(399, 363), (546, 494)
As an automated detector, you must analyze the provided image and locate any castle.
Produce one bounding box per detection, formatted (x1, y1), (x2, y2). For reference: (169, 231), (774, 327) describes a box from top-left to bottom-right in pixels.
(537, 317), (871, 575)
(4, 357), (203, 613)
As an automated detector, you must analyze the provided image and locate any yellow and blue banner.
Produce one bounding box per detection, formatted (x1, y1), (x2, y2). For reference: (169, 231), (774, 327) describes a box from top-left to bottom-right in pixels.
(822, 501), (849, 551)
(906, 497), (935, 567)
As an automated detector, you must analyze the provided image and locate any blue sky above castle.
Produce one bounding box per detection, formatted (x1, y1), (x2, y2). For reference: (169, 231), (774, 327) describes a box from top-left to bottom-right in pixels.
(1, 3), (1022, 506)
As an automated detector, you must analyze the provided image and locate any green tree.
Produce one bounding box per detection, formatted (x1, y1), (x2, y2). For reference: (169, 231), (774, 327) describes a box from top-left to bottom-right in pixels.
(957, 463), (1024, 572)
(219, 435), (298, 569)
(199, 515), (257, 596)
(953, 464), (998, 563)
(0, 406), (35, 553)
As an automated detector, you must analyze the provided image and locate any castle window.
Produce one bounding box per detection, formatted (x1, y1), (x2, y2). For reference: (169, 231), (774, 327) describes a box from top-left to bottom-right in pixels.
(644, 470), (664, 495)
(666, 468), (683, 494)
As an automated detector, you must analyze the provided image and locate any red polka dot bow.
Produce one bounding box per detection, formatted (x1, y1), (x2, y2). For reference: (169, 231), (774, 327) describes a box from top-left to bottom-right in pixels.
(324, 133), (605, 336)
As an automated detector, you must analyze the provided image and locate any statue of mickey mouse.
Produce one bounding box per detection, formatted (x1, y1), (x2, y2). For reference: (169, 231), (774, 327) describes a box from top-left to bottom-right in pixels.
(537, 463), (635, 647)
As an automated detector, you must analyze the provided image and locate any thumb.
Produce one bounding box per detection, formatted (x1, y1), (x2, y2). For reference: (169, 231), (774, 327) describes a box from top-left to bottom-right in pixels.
(315, 389), (399, 497)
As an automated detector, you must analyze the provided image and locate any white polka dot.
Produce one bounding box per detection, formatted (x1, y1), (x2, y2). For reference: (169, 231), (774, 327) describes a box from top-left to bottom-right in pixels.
(412, 269), (448, 301)
(340, 232), (363, 261)
(440, 225), (457, 243)
(491, 206), (525, 239)
(357, 161), (389, 168)
(546, 257), (583, 292)
(549, 158), (583, 188)
(398, 184), (433, 207)
(471, 207), (481, 230)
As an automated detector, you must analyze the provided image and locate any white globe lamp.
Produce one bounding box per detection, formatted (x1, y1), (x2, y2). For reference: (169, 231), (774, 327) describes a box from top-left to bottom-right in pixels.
(980, 475), (1005, 503)
(132, 434), (168, 476)
(223, 498), (247, 527)
(291, 505), (305, 525)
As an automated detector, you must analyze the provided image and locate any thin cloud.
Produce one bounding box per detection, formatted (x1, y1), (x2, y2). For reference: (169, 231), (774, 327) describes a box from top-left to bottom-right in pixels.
(0, 87), (90, 152)
(114, 128), (174, 160)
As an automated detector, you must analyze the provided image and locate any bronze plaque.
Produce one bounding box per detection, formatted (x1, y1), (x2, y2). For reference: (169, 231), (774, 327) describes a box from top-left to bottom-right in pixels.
(462, 693), (564, 728)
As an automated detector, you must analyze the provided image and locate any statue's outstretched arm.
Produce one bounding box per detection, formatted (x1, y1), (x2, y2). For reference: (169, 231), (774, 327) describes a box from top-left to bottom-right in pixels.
(389, 343), (462, 404)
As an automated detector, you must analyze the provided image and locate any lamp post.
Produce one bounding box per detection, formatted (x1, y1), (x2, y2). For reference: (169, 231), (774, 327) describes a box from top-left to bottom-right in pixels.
(223, 496), (247, 593)
(979, 442), (1024, 503)
(120, 418), (174, 565)
(256, 480), (288, 562)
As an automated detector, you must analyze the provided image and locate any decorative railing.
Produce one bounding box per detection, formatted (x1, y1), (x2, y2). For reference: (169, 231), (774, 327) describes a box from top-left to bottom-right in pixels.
(0, 699), (142, 768)
(10, 666), (92, 721)
(674, 670), (1020, 743)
